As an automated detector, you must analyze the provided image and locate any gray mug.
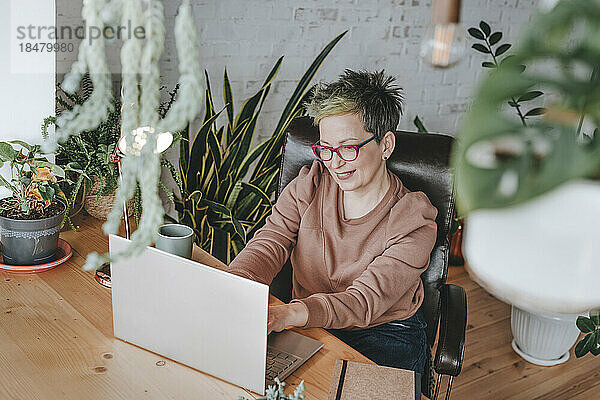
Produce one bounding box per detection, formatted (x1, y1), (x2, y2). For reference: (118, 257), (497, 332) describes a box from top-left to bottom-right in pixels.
(156, 224), (194, 259)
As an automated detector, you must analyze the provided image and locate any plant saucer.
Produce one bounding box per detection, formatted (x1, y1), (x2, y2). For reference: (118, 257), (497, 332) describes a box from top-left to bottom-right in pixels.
(0, 238), (72, 273)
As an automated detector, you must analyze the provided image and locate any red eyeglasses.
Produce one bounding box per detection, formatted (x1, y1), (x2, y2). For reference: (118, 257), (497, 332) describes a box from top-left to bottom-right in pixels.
(312, 135), (377, 162)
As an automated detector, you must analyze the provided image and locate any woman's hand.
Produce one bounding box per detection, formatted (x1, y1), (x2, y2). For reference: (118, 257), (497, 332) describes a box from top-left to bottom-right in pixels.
(267, 303), (309, 335)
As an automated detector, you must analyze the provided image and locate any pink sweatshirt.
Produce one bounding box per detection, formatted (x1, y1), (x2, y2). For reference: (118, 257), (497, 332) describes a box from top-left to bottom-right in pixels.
(228, 160), (437, 330)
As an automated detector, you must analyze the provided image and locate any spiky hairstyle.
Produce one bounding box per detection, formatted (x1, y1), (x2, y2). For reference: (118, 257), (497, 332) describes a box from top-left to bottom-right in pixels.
(304, 69), (404, 142)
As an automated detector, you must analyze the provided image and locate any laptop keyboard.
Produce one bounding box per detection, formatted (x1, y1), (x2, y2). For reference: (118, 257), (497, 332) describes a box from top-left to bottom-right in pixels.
(265, 348), (302, 386)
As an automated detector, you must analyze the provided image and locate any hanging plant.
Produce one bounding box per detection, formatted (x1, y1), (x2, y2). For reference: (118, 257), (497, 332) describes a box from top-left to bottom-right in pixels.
(42, 0), (205, 270)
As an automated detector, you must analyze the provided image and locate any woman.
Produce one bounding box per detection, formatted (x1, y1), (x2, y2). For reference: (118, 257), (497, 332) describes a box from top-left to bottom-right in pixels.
(228, 69), (437, 375)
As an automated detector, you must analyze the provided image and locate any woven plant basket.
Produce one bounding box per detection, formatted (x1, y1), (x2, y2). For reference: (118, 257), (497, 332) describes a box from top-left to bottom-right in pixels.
(84, 177), (135, 220)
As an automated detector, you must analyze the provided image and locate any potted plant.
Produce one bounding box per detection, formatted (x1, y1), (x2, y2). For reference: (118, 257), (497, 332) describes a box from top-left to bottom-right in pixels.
(44, 75), (180, 223)
(452, 1), (600, 364)
(0, 141), (71, 265)
(238, 378), (305, 400)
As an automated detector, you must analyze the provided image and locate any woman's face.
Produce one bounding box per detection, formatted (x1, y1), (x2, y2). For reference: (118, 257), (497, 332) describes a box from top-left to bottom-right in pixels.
(318, 113), (393, 194)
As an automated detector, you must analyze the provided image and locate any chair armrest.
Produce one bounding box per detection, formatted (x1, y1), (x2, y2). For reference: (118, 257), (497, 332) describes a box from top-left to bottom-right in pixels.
(434, 283), (467, 377)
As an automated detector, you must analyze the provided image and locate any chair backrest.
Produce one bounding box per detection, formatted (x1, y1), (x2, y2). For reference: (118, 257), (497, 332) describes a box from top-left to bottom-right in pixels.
(270, 116), (455, 346)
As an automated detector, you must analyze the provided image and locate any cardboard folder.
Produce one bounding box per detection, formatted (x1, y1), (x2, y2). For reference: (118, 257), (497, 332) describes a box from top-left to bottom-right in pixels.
(327, 360), (421, 400)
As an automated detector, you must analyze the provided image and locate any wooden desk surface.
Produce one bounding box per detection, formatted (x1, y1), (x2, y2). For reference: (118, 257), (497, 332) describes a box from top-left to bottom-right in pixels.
(0, 216), (371, 400)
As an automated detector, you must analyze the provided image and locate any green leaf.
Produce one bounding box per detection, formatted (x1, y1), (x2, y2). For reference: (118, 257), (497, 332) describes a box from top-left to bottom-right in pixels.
(0, 175), (16, 193)
(216, 174), (233, 205)
(482, 61), (496, 68)
(207, 129), (223, 172)
(179, 125), (190, 181)
(222, 87), (270, 181)
(247, 208), (271, 238)
(200, 198), (232, 217)
(8, 140), (34, 151)
(34, 161), (65, 178)
(524, 107), (545, 117)
(472, 43), (491, 54)
(66, 161), (83, 171)
(413, 116), (429, 133)
(241, 182), (272, 206)
(230, 214), (246, 243)
(233, 60), (281, 131)
(223, 68), (234, 131)
(575, 332), (595, 357)
(575, 334), (591, 357)
(188, 189), (203, 203)
(226, 181), (244, 210)
(577, 317), (595, 335)
(590, 311), (600, 326)
(45, 185), (55, 201)
(508, 100), (519, 107)
(517, 91), (543, 102)
(214, 125), (225, 151)
(479, 21), (491, 37)
(495, 43), (512, 57)
(234, 138), (272, 183)
(20, 175), (31, 186)
(186, 106), (227, 187)
(489, 32), (502, 46)
(468, 27), (485, 40)
(203, 70), (216, 125)
(0, 142), (17, 161)
(220, 119), (251, 175)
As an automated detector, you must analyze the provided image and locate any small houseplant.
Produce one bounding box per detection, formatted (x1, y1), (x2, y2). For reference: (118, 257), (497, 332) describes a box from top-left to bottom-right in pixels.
(45, 75), (181, 223)
(238, 378), (305, 400)
(43, 74), (123, 221)
(0, 140), (71, 265)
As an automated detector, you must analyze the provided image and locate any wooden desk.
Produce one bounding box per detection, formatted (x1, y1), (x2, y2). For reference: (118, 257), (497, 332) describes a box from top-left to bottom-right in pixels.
(0, 216), (372, 400)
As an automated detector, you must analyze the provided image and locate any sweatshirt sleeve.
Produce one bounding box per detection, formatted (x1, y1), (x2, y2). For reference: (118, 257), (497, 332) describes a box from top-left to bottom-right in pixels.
(292, 191), (438, 329)
(227, 161), (321, 285)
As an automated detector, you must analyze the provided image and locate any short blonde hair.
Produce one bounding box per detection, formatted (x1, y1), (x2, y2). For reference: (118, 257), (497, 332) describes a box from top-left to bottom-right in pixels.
(304, 69), (404, 142)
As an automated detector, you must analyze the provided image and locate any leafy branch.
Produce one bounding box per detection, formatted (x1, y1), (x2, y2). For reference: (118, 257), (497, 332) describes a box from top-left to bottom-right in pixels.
(468, 21), (545, 126)
(575, 311), (600, 358)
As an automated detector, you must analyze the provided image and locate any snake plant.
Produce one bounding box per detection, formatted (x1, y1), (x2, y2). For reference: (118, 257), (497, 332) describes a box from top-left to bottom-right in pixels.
(165, 31), (347, 264)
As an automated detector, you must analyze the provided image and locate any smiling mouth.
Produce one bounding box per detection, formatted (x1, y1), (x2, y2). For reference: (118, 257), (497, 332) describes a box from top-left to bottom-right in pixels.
(336, 170), (355, 180)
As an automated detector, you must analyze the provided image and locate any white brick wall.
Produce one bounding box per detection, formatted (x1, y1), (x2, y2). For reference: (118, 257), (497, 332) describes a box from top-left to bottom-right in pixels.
(56, 0), (541, 139)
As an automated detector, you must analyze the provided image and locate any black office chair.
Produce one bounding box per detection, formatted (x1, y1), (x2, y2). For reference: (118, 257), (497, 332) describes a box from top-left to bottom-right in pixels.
(269, 116), (467, 400)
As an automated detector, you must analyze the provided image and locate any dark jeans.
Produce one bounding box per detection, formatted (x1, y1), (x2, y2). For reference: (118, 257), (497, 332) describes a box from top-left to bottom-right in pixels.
(327, 309), (428, 375)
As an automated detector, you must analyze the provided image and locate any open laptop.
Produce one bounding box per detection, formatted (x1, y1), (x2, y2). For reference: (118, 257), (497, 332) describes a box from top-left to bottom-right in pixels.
(109, 234), (323, 395)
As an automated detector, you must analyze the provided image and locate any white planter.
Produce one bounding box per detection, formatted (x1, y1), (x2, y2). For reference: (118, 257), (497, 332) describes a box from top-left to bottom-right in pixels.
(510, 306), (580, 366)
(463, 179), (600, 364)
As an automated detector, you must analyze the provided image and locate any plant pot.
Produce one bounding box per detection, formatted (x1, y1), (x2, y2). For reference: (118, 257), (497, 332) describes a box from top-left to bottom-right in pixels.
(510, 306), (580, 366)
(0, 199), (66, 266)
(84, 177), (134, 220)
(463, 179), (600, 364)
